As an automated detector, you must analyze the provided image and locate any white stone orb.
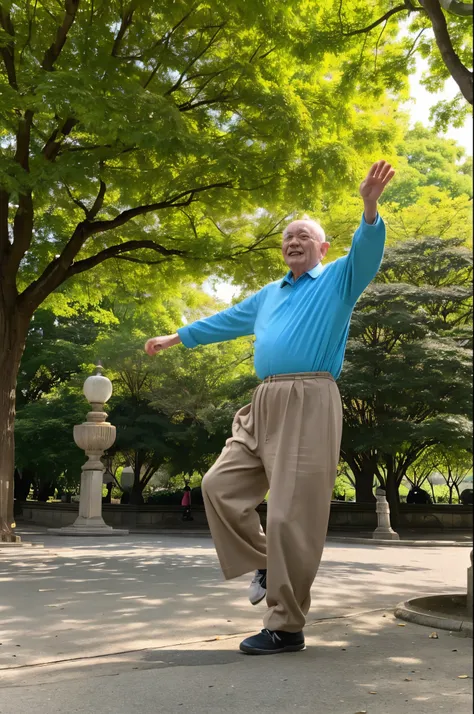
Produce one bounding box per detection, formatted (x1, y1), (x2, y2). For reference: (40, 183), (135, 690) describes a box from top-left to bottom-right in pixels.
(83, 367), (113, 405)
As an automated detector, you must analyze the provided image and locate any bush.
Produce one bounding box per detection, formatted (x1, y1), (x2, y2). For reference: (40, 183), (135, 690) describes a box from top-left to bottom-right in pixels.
(146, 490), (183, 505)
(144, 486), (204, 505)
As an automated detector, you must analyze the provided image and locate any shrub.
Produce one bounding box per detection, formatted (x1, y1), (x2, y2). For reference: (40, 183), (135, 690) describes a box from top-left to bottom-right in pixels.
(146, 490), (183, 505)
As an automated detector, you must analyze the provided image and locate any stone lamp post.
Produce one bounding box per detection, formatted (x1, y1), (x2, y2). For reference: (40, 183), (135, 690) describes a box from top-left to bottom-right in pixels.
(49, 364), (128, 536)
(372, 488), (400, 540)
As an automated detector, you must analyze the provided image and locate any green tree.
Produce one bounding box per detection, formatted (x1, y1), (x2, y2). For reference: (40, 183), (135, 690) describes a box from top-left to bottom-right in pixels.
(92, 290), (255, 501)
(106, 397), (176, 504)
(381, 124), (472, 207)
(404, 449), (438, 494)
(15, 387), (87, 501)
(152, 346), (259, 480)
(13, 306), (99, 502)
(328, 0), (473, 121)
(339, 236), (472, 525)
(16, 307), (98, 408)
(1, 0), (405, 538)
(432, 445), (472, 502)
(320, 125), (473, 255)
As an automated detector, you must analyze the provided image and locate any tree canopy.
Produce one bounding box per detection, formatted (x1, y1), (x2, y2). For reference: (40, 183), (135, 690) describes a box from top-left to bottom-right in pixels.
(323, 0), (473, 123)
(0, 0), (408, 537)
(1, 0), (472, 539)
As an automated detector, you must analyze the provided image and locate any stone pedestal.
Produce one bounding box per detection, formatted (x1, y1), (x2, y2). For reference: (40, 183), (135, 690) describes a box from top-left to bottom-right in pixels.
(50, 470), (127, 536)
(467, 550), (473, 614)
(49, 365), (128, 537)
(372, 488), (400, 540)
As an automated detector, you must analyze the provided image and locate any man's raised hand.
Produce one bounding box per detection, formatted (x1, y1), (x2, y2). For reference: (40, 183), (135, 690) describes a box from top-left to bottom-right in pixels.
(359, 160), (395, 204)
(144, 333), (181, 356)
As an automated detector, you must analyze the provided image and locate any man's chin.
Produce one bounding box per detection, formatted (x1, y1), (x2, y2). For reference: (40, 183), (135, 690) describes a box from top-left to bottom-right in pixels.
(287, 259), (304, 270)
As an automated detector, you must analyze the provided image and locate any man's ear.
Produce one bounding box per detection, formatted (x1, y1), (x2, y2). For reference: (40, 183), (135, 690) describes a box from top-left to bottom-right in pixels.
(321, 241), (330, 258)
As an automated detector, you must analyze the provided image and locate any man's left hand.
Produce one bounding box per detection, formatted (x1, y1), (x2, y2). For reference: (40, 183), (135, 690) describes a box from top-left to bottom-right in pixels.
(359, 160), (395, 203)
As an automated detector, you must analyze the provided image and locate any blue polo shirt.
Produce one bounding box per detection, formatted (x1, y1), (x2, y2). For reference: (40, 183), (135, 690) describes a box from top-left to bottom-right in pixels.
(178, 214), (385, 380)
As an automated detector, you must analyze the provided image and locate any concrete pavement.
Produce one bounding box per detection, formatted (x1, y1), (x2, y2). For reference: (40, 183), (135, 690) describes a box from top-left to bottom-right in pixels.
(0, 531), (472, 713)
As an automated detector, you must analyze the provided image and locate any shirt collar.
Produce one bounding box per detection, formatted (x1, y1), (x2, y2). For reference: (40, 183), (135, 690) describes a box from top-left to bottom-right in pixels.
(280, 262), (324, 287)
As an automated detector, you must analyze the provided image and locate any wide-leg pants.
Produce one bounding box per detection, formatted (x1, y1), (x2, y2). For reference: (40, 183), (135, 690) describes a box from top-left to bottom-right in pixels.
(202, 372), (343, 632)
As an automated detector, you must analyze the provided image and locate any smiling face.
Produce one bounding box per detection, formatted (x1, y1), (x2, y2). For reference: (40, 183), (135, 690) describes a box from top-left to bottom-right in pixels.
(282, 219), (330, 280)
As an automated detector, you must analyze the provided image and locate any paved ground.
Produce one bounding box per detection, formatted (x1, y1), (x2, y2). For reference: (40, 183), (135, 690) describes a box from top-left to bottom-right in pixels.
(0, 530), (472, 713)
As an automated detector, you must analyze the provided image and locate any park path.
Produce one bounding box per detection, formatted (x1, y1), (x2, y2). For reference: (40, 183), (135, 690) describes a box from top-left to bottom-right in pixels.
(0, 531), (471, 713)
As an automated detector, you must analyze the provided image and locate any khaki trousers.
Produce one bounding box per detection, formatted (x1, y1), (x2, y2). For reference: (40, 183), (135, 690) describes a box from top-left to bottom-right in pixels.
(202, 372), (343, 632)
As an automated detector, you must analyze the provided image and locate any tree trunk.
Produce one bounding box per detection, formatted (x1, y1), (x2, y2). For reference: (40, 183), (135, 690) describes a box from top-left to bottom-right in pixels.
(420, 0), (473, 105)
(37, 482), (55, 502)
(454, 482), (461, 503)
(341, 454), (376, 503)
(354, 469), (376, 503)
(0, 310), (29, 541)
(14, 467), (33, 502)
(129, 456), (145, 505)
(385, 471), (400, 530)
(129, 482), (145, 505)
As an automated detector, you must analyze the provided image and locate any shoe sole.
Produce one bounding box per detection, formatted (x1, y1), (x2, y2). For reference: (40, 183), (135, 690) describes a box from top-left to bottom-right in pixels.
(239, 643), (306, 655)
(249, 592), (266, 606)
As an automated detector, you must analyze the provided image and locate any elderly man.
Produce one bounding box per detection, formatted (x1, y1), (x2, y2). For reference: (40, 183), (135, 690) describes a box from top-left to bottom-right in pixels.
(145, 160), (395, 655)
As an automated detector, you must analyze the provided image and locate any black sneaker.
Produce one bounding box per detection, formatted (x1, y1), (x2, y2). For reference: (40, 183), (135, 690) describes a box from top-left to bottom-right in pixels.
(240, 629), (305, 655)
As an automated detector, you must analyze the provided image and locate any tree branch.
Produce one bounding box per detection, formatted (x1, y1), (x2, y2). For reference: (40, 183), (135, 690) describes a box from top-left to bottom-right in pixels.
(18, 181), (233, 310)
(18, 222), (89, 310)
(9, 192), (34, 273)
(19, 1), (39, 66)
(0, 8), (17, 89)
(88, 177), (107, 219)
(164, 24), (225, 96)
(42, 0), (80, 71)
(142, 4), (200, 88)
(340, 2), (422, 36)
(0, 188), (10, 263)
(114, 255), (171, 264)
(65, 173), (108, 219)
(111, 3), (136, 57)
(178, 93), (231, 112)
(15, 109), (33, 170)
(42, 117), (78, 161)
(419, 0), (473, 104)
(85, 181), (233, 236)
(65, 184), (89, 216)
(66, 240), (186, 277)
(8, 107), (35, 274)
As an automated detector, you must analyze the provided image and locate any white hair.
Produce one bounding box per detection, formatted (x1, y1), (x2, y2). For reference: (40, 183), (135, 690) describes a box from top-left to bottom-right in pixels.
(283, 214), (326, 243)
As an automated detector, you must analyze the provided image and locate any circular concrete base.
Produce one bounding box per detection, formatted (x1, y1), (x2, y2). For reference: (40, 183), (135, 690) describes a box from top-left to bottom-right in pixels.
(47, 527), (129, 536)
(395, 594), (473, 637)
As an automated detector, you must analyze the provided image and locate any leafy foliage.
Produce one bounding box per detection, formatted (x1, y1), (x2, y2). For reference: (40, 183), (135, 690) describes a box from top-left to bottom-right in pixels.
(339, 236), (473, 519)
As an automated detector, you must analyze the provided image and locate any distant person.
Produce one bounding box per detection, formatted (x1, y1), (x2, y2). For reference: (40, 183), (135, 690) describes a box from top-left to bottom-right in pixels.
(181, 485), (193, 521)
(406, 486), (432, 505)
(145, 161), (395, 655)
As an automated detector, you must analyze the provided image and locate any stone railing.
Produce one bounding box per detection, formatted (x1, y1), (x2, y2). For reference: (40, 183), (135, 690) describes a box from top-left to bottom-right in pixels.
(18, 501), (473, 532)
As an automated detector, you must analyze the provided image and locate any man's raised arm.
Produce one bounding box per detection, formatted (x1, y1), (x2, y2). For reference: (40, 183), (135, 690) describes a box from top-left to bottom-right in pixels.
(335, 160), (395, 306)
